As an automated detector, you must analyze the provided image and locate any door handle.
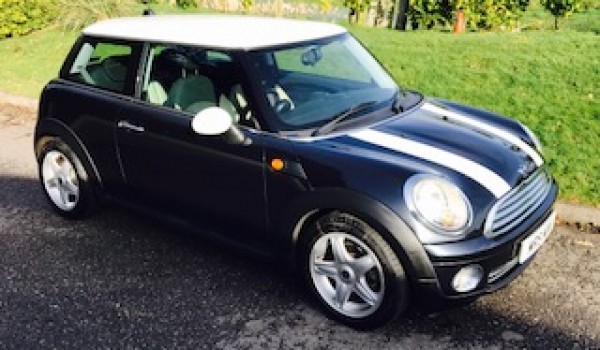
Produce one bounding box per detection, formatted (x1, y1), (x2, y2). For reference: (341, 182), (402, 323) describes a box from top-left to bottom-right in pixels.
(117, 120), (145, 133)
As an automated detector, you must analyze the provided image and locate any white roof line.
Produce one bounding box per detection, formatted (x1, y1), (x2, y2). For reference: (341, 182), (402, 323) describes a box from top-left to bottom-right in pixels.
(83, 15), (347, 50)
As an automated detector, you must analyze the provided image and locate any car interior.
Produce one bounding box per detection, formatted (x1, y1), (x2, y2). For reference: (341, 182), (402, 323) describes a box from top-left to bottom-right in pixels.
(68, 42), (132, 93)
(141, 46), (258, 129)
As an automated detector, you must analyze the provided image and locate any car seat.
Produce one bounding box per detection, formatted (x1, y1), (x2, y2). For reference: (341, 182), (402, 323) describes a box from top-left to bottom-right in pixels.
(165, 75), (217, 112)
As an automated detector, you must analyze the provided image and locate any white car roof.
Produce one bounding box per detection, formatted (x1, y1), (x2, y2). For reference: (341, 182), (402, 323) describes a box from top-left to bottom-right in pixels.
(83, 15), (347, 50)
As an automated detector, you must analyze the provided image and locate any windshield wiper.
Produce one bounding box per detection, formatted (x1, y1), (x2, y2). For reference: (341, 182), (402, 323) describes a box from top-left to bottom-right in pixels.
(313, 101), (377, 136)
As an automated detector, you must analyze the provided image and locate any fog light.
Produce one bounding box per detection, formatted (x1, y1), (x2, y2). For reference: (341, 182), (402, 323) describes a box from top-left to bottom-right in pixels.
(452, 265), (484, 293)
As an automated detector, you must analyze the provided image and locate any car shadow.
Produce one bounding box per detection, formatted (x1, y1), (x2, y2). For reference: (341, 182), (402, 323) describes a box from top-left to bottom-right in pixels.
(0, 174), (598, 349)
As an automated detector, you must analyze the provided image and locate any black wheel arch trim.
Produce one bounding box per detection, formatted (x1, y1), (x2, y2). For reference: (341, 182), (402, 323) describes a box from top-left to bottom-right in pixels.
(280, 187), (437, 282)
(34, 117), (103, 189)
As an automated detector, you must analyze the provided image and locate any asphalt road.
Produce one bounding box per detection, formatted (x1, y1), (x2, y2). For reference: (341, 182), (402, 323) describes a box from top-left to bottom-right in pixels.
(1, 122), (599, 349)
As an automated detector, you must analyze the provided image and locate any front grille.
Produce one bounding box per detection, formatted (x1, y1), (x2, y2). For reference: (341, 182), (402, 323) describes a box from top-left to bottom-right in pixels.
(485, 167), (552, 238)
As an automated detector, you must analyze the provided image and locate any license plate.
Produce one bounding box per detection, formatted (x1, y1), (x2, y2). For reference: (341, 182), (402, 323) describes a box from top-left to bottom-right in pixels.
(518, 211), (556, 264)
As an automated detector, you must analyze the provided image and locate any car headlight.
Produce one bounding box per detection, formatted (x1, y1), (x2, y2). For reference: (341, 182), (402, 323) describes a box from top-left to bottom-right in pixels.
(522, 124), (543, 153)
(404, 175), (472, 234)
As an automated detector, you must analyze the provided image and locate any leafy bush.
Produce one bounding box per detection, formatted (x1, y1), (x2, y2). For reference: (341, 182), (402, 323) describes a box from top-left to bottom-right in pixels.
(176, 0), (197, 8)
(241, 0), (253, 12)
(406, 0), (530, 30)
(408, 0), (449, 29)
(540, 0), (582, 28)
(0, 0), (56, 38)
(344, 0), (371, 23)
(458, 0), (530, 30)
(53, 0), (137, 31)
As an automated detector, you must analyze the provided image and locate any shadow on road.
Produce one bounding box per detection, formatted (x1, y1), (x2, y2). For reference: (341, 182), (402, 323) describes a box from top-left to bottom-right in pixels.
(0, 174), (597, 349)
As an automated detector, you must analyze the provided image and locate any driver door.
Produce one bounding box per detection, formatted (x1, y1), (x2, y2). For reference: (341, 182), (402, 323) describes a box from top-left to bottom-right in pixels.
(115, 45), (267, 240)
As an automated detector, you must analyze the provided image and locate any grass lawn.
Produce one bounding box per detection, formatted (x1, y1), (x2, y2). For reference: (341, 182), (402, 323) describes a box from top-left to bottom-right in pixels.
(0, 25), (598, 205)
(0, 29), (77, 97)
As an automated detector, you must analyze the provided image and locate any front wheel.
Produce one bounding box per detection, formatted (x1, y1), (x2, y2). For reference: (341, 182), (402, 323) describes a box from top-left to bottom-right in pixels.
(301, 212), (410, 329)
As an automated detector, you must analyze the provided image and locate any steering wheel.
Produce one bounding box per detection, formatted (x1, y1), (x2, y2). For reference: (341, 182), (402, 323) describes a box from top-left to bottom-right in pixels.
(266, 86), (295, 113)
(274, 99), (293, 113)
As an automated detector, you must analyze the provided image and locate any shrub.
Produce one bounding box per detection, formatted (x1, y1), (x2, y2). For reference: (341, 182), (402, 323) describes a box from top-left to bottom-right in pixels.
(540, 0), (582, 29)
(0, 0), (57, 38)
(241, 0), (253, 12)
(176, 0), (198, 8)
(404, 0), (530, 30)
(53, 0), (137, 31)
(457, 0), (530, 30)
(408, 0), (449, 29)
(344, 0), (371, 23)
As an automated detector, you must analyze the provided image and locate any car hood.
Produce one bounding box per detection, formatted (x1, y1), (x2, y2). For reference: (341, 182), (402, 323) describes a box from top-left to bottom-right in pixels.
(319, 99), (543, 199)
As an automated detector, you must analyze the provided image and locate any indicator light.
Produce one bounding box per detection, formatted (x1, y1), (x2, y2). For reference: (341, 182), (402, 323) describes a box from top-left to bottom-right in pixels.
(270, 158), (285, 171)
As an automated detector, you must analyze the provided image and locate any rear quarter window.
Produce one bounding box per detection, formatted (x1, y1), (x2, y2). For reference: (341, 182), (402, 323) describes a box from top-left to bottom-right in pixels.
(61, 37), (141, 95)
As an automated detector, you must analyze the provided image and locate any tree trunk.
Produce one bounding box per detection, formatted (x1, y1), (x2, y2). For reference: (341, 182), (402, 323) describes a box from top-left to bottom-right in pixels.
(391, 0), (409, 30)
(554, 16), (559, 30)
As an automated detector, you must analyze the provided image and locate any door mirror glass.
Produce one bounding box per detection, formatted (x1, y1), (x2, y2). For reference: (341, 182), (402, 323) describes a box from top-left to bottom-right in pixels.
(191, 107), (233, 136)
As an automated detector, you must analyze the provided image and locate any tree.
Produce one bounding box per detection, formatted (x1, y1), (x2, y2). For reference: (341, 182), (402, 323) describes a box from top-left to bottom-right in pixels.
(344, 0), (370, 23)
(540, 0), (581, 29)
(391, 0), (410, 29)
(241, 0), (253, 12)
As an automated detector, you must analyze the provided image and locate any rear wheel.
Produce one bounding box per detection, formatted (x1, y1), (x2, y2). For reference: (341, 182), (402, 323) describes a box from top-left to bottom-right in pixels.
(38, 138), (98, 219)
(301, 211), (410, 329)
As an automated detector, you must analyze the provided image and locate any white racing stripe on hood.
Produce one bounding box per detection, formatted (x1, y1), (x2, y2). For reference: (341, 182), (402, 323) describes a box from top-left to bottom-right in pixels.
(349, 129), (511, 198)
(422, 102), (543, 166)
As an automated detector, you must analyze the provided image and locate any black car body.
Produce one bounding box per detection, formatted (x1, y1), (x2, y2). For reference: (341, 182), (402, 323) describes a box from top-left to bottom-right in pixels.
(35, 15), (557, 328)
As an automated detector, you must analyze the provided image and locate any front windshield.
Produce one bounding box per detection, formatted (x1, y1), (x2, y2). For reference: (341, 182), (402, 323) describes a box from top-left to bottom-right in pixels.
(248, 33), (399, 132)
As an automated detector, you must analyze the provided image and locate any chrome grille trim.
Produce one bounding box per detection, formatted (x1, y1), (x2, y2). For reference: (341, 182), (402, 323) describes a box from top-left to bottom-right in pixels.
(484, 167), (552, 238)
(488, 255), (519, 283)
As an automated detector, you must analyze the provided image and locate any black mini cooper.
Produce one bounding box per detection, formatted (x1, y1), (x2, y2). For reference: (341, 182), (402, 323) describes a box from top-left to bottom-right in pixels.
(35, 15), (557, 328)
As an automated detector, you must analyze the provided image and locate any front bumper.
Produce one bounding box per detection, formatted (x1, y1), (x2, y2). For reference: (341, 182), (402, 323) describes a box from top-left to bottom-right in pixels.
(413, 180), (558, 302)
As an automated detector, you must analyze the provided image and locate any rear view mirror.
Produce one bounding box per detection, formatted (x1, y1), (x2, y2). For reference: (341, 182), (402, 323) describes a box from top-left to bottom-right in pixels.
(301, 45), (322, 66)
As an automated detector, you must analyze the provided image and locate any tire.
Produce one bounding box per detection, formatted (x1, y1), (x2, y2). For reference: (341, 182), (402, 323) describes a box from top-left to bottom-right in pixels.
(37, 138), (98, 219)
(300, 211), (410, 329)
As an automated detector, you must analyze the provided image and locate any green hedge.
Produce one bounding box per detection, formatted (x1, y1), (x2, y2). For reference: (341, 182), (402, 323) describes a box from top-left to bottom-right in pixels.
(407, 0), (530, 30)
(0, 0), (56, 38)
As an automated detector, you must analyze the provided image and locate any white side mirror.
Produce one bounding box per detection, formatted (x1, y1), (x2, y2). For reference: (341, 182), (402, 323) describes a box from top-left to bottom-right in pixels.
(191, 107), (233, 136)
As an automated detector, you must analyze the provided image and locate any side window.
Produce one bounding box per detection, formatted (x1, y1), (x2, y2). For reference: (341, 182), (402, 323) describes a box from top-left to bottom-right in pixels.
(140, 45), (257, 129)
(65, 40), (134, 93)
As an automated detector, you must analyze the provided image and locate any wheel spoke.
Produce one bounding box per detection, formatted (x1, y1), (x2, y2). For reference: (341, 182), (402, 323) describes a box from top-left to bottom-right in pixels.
(353, 277), (379, 306)
(313, 260), (338, 278)
(46, 177), (59, 188)
(330, 235), (350, 264)
(335, 280), (352, 309)
(352, 254), (376, 277)
(58, 158), (73, 178)
(50, 156), (62, 175)
(62, 179), (78, 195)
(58, 186), (70, 205)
